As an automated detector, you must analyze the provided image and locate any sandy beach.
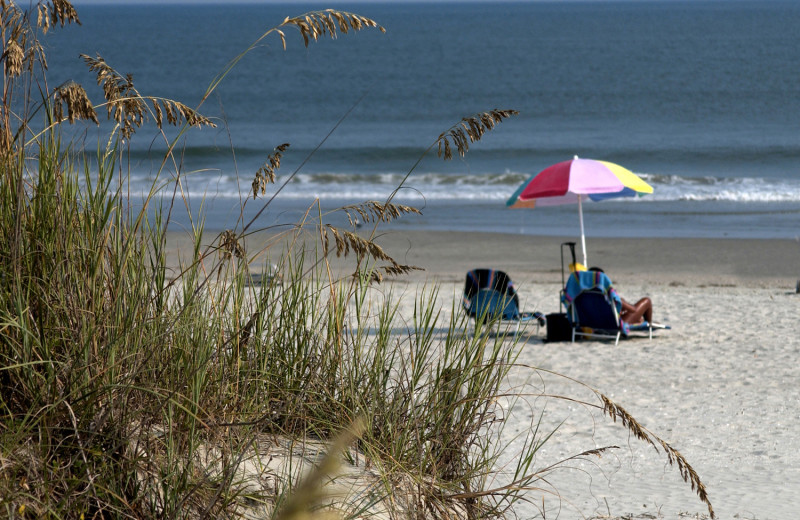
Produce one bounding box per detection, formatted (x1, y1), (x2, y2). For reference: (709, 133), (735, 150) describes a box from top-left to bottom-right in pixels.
(170, 229), (800, 520)
(379, 232), (799, 520)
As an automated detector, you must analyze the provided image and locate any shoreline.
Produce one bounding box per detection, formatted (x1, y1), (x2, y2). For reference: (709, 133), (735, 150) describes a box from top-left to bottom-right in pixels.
(197, 229), (800, 289)
(371, 231), (800, 288)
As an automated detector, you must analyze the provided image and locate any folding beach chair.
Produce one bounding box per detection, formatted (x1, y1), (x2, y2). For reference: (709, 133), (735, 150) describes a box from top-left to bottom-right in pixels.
(462, 269), (545, 333)
(562, 269), (663, 345)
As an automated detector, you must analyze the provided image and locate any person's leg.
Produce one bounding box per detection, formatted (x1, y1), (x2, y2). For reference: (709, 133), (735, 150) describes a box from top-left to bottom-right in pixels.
(621, 297), (652, 324)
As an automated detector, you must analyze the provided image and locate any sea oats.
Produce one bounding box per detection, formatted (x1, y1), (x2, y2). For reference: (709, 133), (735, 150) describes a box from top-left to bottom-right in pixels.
(83, 55), (144, 138)
(341, 200), (421, 227)
(163, 99), (212, 128)
(219, 230), (245, 260)
(48, 0), (80, 28)
(320, 224), (421, 281)
(379, 262), (422, 278)
(282, 9), (384, 48)
(276, 29), (287, 50)
(3, 37), (23, 77)
(53, 81), (98, 124)
(273, 422), (365, 520)
(35, 0), (81, 34)
(151, 98), (162, 128)
(0, 123), (11, 154)
(437, 109), (518, 160)
(82, 54), (213, 138)
(1, 15), (33, 70)
(601, 394), (656, 449)
(37, 3), (48, 32)
(252, 143), (290, 199)
(601, 393), (715, 519)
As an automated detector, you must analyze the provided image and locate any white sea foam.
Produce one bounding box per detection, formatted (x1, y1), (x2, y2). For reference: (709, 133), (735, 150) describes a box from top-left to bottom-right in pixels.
(132, 170), (800, 204)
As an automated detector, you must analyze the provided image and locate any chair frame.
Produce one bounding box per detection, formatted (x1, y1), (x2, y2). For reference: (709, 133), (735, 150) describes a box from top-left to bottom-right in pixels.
(472, 288), (538, 335)
(564, 274), (653, 345)
(463, 269), (543, 335)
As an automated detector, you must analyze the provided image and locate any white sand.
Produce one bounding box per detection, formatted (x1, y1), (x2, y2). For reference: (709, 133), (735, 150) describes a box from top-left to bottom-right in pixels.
(394, 280), (799, 520)
(366, 232), (800, 520)
(168, 229), (800, 519)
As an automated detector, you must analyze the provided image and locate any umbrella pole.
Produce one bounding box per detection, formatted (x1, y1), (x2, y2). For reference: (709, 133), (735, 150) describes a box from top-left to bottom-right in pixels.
(578, 196), (587, 267)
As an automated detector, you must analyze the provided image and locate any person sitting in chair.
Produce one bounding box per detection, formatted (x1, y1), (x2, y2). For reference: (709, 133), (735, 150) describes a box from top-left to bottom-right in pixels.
(589, 267), (653, 325)
(619, 295), (653, 325)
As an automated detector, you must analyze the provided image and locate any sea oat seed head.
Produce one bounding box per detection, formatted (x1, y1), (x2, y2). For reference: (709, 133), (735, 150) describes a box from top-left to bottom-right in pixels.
(37, 3), (49, 33)
(81, 53), (213, 137)
(437, 109), (518, 159)
(151, 99), (162, 127)
(219, 230), (244, 259)
(600, 393), (716, 519)
(283, 10), (384, 48)
(50, 0), (80, 27)
(54, 81), (99, 124)
(252, 143), (289, 198)
(4, 37), (24, 77)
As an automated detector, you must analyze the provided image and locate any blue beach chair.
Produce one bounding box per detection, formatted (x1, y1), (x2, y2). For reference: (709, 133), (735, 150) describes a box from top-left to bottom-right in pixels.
(462, 269), (545, 333)
(562, 270), (666, 345)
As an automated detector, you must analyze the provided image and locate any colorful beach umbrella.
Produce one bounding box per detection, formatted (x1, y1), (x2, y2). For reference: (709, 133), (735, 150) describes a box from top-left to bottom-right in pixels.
(507, 156), (653, 267)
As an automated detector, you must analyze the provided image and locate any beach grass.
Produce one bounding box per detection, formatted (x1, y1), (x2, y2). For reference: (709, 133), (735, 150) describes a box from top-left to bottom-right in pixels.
(0, 2), (714, 519)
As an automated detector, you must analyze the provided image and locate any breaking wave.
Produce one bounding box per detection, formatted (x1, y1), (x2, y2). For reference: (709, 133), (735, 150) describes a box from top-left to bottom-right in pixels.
(122, 169), (800, 204)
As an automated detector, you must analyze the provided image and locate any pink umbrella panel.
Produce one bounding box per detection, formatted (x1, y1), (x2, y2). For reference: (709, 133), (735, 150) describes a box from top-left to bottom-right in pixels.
(507, 157), (653, 267)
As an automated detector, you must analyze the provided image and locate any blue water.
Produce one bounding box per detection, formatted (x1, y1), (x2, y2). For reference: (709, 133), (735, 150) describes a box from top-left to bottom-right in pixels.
(43, 1), (800, 238)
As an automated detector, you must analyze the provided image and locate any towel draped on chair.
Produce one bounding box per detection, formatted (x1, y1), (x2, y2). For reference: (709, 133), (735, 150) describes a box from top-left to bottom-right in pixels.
(562, 270), (631, 335)
(462, 269), (544, 328)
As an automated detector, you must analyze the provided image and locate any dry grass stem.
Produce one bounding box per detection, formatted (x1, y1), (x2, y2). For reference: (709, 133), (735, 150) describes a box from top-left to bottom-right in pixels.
(341, 200), (421, 228)
(323, 225), (392, 262)
(321, 224), (421, 282)
(2, 7), (45, 77)
(437, 109), (519, 160)
(49, 0), (80, 25)
(281, 9), (385, 48)
(274, 421), (365, 520)
(53, 81), (98, 124)
(37, 0), (80, 33)
(600, 393), (715, 519)
(3, 35), (24, 76)
(219, 229), (245, 259)
(82, 53), (215, 138)
(252, 143), (290, 198)
(372, 262), (422, 282)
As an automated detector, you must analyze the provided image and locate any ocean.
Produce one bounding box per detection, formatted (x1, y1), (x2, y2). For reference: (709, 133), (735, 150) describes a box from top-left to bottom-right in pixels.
(43, 1), (800, 239)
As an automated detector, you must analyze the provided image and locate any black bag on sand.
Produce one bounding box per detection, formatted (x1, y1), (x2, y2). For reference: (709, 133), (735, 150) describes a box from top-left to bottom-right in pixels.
(545, 313), (571, 342)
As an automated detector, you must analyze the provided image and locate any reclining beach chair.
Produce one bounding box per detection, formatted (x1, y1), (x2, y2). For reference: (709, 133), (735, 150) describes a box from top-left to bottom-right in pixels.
(462, 269), (545, 333)
(562, 269), (659, 345)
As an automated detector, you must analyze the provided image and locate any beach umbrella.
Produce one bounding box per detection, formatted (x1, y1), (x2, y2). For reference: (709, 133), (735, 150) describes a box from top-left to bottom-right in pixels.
(507, 156), (653, 267)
